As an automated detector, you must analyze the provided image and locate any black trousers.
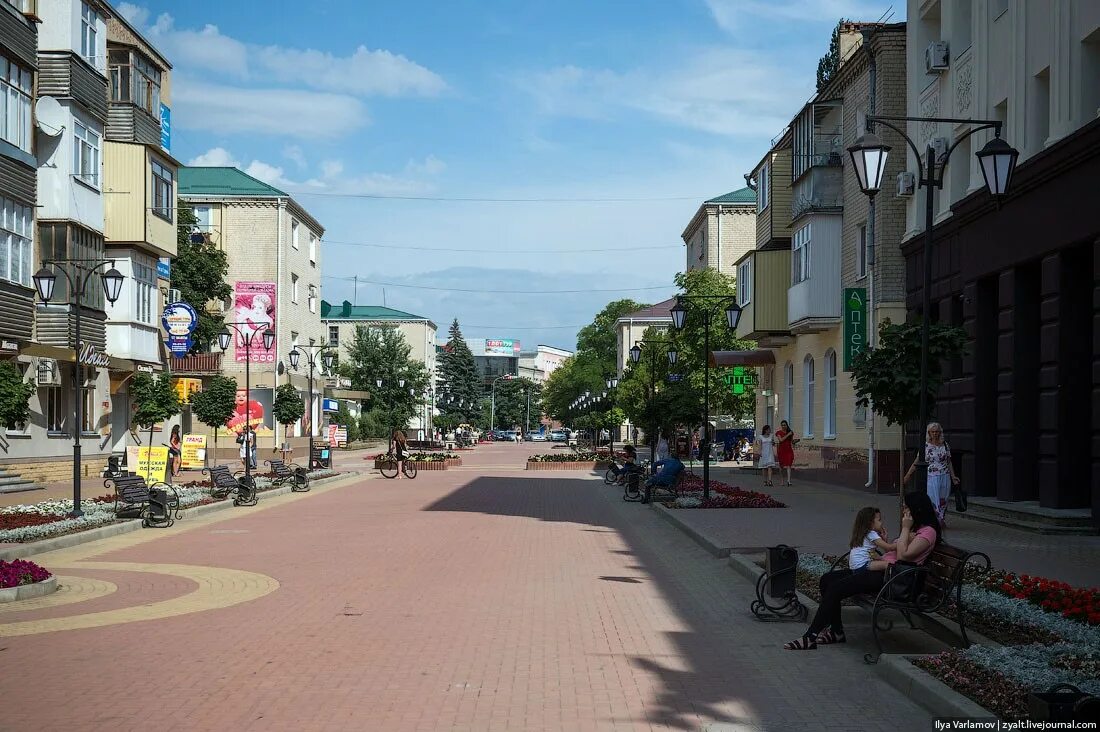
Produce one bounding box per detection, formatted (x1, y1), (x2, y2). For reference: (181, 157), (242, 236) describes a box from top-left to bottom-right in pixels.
(807, 569), (885, 635)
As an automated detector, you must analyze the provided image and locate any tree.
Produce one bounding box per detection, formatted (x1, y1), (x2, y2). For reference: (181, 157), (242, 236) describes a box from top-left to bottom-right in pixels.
(334, 403), (359, 444)
(437, 319), (481, 426)
(173, 202), (233, 352)
(816, 20), (846, 92)
(0, 363), (35, 430)
(190, 375), (237, 468)
(129, 373), (181, 476)
(272, 383), (305, 435)
(575, 299), (649, 365)
(340, 324), (430, 437)
(491, 377), (542, 431)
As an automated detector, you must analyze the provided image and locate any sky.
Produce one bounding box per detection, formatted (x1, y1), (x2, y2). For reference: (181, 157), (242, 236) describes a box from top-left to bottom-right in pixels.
(118, 0), (897, 351)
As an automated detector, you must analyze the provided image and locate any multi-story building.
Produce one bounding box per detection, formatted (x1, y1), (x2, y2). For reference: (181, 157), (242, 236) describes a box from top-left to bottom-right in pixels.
(464, 338), (520, 385)
(321, 300), (437, 375)
(177, 166), (325, 448)
(902, 0), (1100, 525)
(614, 299), (676, 441)
(680, 188), (757, 277)
(738, 22), (909, 491)
(518, 345), (572, 384)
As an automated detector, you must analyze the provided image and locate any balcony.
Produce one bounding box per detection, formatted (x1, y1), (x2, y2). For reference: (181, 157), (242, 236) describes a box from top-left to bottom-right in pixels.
(791, 165), (843, 220)
(734, 250), (791, 346)
(787, 217), (842, 333)
(103, 142), (177, 257)
(168, 352), (222, 375)
(37, 51), (108, 123)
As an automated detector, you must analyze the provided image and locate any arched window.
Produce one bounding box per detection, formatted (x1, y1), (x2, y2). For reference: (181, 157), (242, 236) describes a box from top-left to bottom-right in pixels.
(824, 350), (837, 438)
(803, 355), (815, 437)
(784, 361), (794, 425)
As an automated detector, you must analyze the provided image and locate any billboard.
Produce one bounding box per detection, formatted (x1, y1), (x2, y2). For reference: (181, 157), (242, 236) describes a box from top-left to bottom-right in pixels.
(233, 282), (277, 364)
(485, 338), (520, 357)
(217, 388), (275, 437)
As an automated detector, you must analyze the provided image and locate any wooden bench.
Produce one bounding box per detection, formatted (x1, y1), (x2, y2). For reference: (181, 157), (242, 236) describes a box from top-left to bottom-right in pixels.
(828, 543), (991, 663)
(106, 474), (179, 528)
(265, 459), (310, 492)
(208, 465), (258, 506)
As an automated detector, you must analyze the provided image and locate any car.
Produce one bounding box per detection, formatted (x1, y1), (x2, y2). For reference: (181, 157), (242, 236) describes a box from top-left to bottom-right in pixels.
(549, 430), (567, 442)
(500, 430), (518, 442)
(525, 432), (547, 442)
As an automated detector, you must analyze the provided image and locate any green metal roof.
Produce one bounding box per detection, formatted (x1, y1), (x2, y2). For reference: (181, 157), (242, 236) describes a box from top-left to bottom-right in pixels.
(706, 187), (755, 204)
(320, 300), (428, 321)
(178, 167), (288, 197)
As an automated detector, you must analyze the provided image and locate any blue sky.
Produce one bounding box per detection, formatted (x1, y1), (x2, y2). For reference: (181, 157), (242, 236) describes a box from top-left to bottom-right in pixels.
(119, 0), (895, 350)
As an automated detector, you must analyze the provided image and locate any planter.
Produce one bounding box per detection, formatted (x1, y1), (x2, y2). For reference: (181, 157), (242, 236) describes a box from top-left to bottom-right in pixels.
(444, 458), (463, 468)
(525, 461), (609, 471)
(0, 575), (58, 603)
(373, 460), (448, 470)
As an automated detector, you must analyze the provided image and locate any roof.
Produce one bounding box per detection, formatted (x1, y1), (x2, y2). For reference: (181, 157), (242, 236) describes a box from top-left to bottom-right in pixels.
(705, 187), (755, 205)
(617, 297), (678, 322)
(178, 167), (288, 197)
(320, 300), (433, 325)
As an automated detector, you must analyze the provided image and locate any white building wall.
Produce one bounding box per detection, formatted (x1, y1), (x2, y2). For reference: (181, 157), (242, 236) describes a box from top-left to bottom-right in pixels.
(36, 103), (104, 232)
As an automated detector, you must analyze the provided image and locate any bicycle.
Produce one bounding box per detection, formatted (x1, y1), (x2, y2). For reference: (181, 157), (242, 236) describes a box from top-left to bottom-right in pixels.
(377, 451), (417, 480)
(604, 459), (651, 486)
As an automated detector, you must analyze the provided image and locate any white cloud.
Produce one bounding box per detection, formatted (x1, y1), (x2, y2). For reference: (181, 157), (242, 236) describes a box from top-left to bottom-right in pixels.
(244, 161), (295, 189)
(144, 15), (250, 77)
(116, 2), (149, 27)
(253, 45), (447, 98)
(186, 147), (239, 167)
(283, 145), (307, 169)
(704, 0), (895, 33)
(173, 79), (368, 138)
(320, 160), (344, 178)
(405, 155), (447, 176)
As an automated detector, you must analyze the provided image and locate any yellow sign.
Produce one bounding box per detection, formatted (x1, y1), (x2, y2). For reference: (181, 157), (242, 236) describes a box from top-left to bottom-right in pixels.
(125, 446), (169, 483)
(180, 434), (206, 470)
(174, 378), (202, 404)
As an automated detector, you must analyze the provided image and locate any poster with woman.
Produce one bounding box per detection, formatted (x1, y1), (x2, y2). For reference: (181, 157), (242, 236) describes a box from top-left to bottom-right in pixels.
(233, 281), (276, 363)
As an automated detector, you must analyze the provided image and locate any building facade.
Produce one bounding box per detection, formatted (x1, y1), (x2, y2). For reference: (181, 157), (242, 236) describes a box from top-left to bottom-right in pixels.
(903, 0), (1100, 524)
(518, 345), (572, 384)
(681, 188), (757, 277)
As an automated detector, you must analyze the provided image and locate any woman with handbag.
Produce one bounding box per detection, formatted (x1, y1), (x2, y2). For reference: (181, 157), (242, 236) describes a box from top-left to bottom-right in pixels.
(902, 422), (959, 525)
(784, 492), (941, 650)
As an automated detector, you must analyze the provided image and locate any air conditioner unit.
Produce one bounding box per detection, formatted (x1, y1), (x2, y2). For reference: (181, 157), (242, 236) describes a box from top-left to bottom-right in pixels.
(926, 41), (950, 73)
(36, 359), (60, 387)
(932, 137), (950, 163)
(897, 172), (916, 197)
(167, 288), (181, 304)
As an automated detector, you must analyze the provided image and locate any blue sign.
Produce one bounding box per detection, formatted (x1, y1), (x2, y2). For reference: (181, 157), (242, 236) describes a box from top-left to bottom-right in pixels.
(668, 374), (684, 383)
(322, 398), (339, 412)
(157, 258), (171, 279)
(162, 302), (197, 358)
(159, 104), (171, 152)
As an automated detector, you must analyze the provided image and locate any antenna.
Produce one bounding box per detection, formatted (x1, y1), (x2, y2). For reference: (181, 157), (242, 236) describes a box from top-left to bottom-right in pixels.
(382, 288), (386, 306)
(352, 275), (358, 304)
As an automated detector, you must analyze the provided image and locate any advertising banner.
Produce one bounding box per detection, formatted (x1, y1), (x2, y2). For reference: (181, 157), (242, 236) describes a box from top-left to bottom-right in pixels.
(126, 446), (169, 483)
(327, 425), (339, 447)
(232, 282), (277, 364)
(173, 377), (202, 404)
(180, 434), (206, 470)
(334, 427), (348, 447)
(162, 302), (198, 358)
(218, 388), (275, 437)
(843, 288), (868, 371)
(322, 398), (338, 412)
(485, 339), (520, 357)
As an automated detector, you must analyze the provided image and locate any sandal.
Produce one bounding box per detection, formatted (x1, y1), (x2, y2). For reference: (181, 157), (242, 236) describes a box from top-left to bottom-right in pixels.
(783, 635), (817, 650)
(815, 629), (846, 645)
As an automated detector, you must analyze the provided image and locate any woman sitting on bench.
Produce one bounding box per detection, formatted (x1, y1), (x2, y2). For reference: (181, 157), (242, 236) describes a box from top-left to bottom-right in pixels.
(783, 492), (941, 650)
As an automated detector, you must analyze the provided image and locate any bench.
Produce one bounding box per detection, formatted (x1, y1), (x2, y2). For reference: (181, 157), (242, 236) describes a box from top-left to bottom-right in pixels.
(642, 468), (687, 505)
(106, 474), (179, 528)
(828, 543), (991, 663)
(208, 465), (258, 506)
(265, 459), (310, 492)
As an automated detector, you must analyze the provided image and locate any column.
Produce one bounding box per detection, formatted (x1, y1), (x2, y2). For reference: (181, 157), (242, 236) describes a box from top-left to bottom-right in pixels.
(970, 277), (999, 496)
(1012, 262), (1040, 500)
(995, 270), (1017, 500)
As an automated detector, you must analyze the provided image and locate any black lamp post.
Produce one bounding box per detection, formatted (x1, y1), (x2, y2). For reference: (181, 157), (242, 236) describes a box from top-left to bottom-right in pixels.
(848, 116), (1018, 498)
(604, 376), (619, 457)
(629, 337), (676, 471)
(33, 260), (125, 517)
(218, 323), (275, 485)
(288, 343), (334, 469)
(669, 296), (742, 500)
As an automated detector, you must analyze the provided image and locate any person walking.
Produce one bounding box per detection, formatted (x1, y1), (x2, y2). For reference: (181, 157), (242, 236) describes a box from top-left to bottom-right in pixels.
(775, 420), (796, 486)
(168, 425), (182, 477)
(393, 429), (409, 478)
(632, 426), (639, 447)
(903, 422), (959, 525)
(756, 425), (778, 487)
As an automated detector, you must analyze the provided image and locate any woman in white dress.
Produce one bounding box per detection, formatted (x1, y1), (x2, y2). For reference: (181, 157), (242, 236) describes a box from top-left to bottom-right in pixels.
(756, 425), (779, 487)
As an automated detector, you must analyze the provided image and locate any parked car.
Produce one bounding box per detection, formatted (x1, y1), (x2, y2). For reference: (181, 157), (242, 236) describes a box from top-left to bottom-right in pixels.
(549, 430), (567, 442)
(525, 432), (547, 442)
(499, 430), (518, 442)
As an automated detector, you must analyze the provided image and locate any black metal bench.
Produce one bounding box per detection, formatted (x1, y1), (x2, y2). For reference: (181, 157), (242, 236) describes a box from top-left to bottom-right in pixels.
(641, 468), (686, 505)
(265, 459), (310, 492)
(828, 543), (991, 663)
(106, 474), (179, 528)
(208, 465), (258, 506)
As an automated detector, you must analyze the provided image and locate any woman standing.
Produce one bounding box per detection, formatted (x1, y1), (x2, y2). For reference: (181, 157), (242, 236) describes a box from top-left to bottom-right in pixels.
(756, 425), (778, 487)
(903, 422), (959, 525)
(237, 426), (255, 472)
(168, 425), (182, 477)
(775, 420), (796, 486)
(393, 430), (409, 479)
(656, 431), (670, 462)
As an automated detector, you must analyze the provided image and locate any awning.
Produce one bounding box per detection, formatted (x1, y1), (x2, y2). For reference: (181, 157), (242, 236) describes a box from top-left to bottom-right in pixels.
(708, 350), (777, 367)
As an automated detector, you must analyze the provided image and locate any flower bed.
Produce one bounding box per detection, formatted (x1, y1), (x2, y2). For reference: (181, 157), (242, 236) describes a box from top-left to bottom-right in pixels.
(665, 476), (785, 509)
(528, 453), (602, 462)
(0, 558), (50, 588)
(980, 570), (1100, 626)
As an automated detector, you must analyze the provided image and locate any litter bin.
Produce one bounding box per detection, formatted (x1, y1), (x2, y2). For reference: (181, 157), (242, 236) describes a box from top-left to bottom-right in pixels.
(765, 544), (798, 598)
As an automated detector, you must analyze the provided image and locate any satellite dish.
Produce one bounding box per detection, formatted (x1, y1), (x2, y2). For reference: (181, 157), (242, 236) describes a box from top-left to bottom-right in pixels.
(35, 97), (65, 137)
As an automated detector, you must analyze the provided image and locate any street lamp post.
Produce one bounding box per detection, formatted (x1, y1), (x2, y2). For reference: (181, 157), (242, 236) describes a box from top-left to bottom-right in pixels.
(629, 337), (676, 470)
(604, 376), (619, 458)
(33, 260), (125, 517)
(669, 296), (742, 501)
(288, 344), (335, 469)
(848, 116), (1018, 498)
(490, 373), (513, 432)
(218, 323), (276, 485)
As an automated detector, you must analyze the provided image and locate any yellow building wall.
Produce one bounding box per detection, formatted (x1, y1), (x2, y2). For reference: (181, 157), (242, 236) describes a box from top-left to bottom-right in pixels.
(147, 151), (177, 257)
(754, 250), (790, 331)
(103, 141), (146, 243)
(771, 148), (793, 240)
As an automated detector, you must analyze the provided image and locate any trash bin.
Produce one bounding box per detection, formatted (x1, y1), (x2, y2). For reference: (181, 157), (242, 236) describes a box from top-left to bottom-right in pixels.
(765, 545), (798, 599)
(1029, 684), (1100, 722)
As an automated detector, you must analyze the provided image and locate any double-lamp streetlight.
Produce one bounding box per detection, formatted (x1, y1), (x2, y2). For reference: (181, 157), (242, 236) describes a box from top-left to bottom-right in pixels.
(288, 344), (335, 469)
(218, 324), (275, 485)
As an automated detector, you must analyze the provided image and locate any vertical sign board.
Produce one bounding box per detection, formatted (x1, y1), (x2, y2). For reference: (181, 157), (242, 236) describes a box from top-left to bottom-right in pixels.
(232, 282), (277, 364)
(159, 103), (171, 152)
(843, 288), (868, 371)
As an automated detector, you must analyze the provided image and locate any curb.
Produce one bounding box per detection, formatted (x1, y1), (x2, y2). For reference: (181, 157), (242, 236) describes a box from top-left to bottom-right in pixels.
(0, 575), (58, 603)
(525, 462), (610, 471)
(650, 502), (731, 558)
(0, 471), (361, 561)
(879, 653), (995, 718)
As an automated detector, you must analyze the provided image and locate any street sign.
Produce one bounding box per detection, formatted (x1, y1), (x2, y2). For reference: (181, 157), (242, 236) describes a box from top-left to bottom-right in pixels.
(162, 302), (198, 358)
(668, 374), (683, 383)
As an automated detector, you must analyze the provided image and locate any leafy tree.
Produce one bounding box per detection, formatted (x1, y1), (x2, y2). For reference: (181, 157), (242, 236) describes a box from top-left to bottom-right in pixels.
(437, 319), (481, 426)
(272, 383), (305, 432)
(340, 324), (430, 436)
(333, 403), (359, 444)
(190, 375), (237, 468)
(816, 20), (846, 92)
(173, 202), (233, 352)
(575, 299), (649, 365)
(490, 377), (542, 431)
(129, 373), (181, 476)
(0, 363), (35, 430)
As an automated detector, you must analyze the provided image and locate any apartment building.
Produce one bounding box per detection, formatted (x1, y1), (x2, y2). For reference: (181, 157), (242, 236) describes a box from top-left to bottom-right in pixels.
(177, 167), (325, 448)
(737, 22), (909, 491)
(518, 345), (572, 384)
(903, 0), (1100, 523)
(680, 189), (756, 277)
(321, 300), (437, 375)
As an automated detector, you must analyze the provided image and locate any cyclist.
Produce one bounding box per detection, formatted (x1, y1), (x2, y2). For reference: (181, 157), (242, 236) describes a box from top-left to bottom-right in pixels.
(609, 445), (642, 485)
(393, 430), (409, 479)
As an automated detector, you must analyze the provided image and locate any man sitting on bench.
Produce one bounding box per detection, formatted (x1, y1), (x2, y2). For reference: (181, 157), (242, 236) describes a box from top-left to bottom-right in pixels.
(646, 452), (684, 490)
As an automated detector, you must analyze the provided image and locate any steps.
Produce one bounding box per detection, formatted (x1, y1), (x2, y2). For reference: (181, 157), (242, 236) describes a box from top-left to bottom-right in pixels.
(962, 497), (1097, 535)
(0, 469), (42, 495)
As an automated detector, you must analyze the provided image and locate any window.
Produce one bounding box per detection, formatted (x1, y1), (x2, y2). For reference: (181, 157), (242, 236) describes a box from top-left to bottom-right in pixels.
(309, 233), (317, 265)
(792, 223), (812, 284)
(291, 331), (299, 352)
(824, 350), (837, 438)
(991, 0), (1008, 19)
(784, 362), (794, 425)
(803, 355), (815, 437)
(81, 385), (95, 433)
(151, 160), (173, 221)
(132, 258), (156, 324)
(756, 161), (770, 213)
(44, 387), (64, 433)
(109, 50), (161, 115)
(737, 259), (752, 306)
(291, 219), (300, 249)
(0, 197), (32, 286)
(0, 55), (32, 153)
(308, 285), (317, 314)
(80, 2), (100, 68)
(193, 205), (212, 231)
(73, 120), (101, 187)
(291, 274), (299, 303)
(328, 325), (339, 346)
(857, 224), (867, 279)
(38, 223), (105, 309)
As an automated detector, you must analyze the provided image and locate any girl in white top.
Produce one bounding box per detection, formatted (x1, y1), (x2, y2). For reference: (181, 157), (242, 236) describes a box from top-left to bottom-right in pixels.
(848, 507), (897, 571)
(756, 425), (778, 487)
(656, 434), (670, 461)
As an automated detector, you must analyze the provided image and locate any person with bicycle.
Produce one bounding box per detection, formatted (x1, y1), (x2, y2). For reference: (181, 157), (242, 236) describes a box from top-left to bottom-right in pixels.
(393, 429), (409, 479)
(609, 445), (642, 485)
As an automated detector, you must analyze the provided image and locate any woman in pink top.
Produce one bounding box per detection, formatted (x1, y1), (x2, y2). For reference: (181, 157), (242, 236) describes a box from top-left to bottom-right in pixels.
(785, 492), (941, 650)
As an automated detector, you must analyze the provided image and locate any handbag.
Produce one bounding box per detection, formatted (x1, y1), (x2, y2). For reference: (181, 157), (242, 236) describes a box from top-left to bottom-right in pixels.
(885, 560), (925, 602)
(953, 483), (968, 512)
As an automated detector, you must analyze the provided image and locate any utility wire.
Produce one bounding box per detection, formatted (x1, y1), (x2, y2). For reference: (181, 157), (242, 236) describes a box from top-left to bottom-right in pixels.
(321, 275), (670, 295)
(286, 190), (702, 202)
(324, 239), (681, 253)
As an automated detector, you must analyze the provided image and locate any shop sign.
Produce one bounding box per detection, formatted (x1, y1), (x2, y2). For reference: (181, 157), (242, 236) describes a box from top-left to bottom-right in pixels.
(322, 398), (338, 412)
(843, 288), (868, 371)
(136, 364), (154, 373)
(173, 377), (202, 404)
(722, 366), (757, 395)
(668, 374), (683, 382)
(180, 434), (206, 470)
(162, 302), (198, 358)
(78, 342), (111, 367)
(0, 340), (18, 352)
(126, 445), (169, 483)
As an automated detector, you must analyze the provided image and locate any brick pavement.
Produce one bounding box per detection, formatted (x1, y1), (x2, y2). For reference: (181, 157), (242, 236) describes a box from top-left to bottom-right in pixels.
(0, 442), (932, 731)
